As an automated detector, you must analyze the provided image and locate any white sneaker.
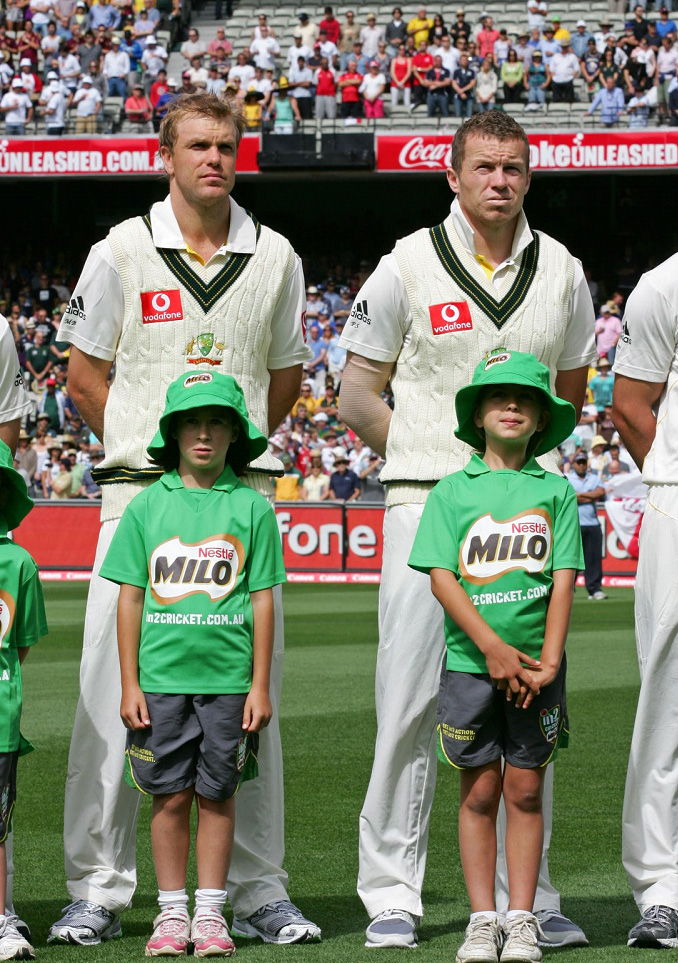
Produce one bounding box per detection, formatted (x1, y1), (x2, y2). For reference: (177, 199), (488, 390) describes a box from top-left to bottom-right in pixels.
(0, 917), (35, 960)
(456, 915), (503, 962)
(588, 591), (608, 600)
(500, 913), (542, 962)
(365, 909), (419, 948)
(48, 899), (122, 945)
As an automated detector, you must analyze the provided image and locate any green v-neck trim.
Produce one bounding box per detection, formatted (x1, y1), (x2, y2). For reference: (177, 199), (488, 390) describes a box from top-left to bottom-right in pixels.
(429, 220), (540, 330)
(142, 209), (261, 314)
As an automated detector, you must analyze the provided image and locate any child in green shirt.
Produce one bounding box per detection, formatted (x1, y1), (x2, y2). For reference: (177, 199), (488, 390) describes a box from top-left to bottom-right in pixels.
(409, 350), (583, 963)
(0, 440), (47, 962)
(100, 372), (286, 959)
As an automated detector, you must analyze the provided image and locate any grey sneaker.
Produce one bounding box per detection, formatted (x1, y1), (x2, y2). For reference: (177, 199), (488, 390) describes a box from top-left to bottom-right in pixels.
(0, 917), (34, 961)
(231, 901), (320, 944)
(628, 905), (678, 948)
(48, 900), (122, 946)
(500, 913), (542, 962)
(535, 909), (588, 947)
(456, 915), (503, 962)
(365, 909), (419, 949)
(4, 910), (29, 943)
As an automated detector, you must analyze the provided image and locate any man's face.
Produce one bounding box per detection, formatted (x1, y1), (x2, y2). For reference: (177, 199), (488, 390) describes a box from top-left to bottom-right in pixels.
(605, 76), (615, 90)
(447, 135), (531, 230)
(434, 55), (442, 66)
(573, 458), (588, 476)
(161, 116), (238, 207)
(34, 330), (44, 345)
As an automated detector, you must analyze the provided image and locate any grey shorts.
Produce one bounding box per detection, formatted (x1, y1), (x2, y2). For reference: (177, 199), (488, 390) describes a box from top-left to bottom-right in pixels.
(0, 751), (18, 841)
(437, 656), (568, 770)
(125, 693), (258, 801)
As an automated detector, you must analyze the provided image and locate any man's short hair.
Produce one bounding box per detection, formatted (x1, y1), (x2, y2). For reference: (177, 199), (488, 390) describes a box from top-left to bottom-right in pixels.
(450, 111), (530, 173)
(159, 92), (246, 153)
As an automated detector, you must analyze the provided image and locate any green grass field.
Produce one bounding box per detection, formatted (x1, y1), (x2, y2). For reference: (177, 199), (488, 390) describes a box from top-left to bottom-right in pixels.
(14, 583), (655, 960)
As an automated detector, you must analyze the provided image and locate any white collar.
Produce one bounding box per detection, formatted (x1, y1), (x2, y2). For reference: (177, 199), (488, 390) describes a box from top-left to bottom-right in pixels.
(449, 196), (533, 263)
(149, 194), (256, 254)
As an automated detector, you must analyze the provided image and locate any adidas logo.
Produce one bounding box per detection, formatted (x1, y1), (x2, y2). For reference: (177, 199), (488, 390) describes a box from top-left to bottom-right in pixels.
(63, 295), (86, 325)
(620, 319), (631, 345)
(349, 299), (371, 325)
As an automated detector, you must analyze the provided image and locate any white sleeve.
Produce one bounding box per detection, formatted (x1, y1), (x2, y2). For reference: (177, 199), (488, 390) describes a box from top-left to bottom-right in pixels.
(556, 258), (597, 370)
(266, 255), (314, 370)
(337, 252), (411, 362)
(0, 318), (32, 423)
(613, 271), (678, 383)
(58, 239), (124, 362)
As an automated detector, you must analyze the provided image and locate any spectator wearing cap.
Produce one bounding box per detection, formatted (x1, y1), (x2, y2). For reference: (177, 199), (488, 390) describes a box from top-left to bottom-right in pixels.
(492, 27), (510, 64)
(288, 54), (314, 118)
(71, 73), (101, 131)
(140, 35), (168, 94)
(527, 0), (548, 32)
(550, 14), (569, 44)
(124, 80), (152, 128)
(594, 18), (615, 54)
(656, 6), (677, 37)
(539, 24), (561, 64)
(298, 12), (319, 50)
(360, 12), (384, 58)
(274, 452), (304, 501)
(567, 453), (607, 600)
(589, 356), (615, 413)
(1, 77), (33, 135)
(103, 35), (130, 96)
(571, 20), (593, 57)
(595, 303), (622, 363)
(524, 47), (550, 107)
(328, 449), (360, 502)
(359, 56), (385, 115)
(339, 10), (361, 68)
(548, 37), (580, 100)
(39, 77), (66, 133)
(333, 285), (354, 325)
(38, 376), (66, 432)
(450, 8), (472, 43)
(287, 34), (312, 70)
(348, 40), (369, 75)
(42, 440), (64, 498)
(18, 58), (39, 96)
(306, 322), (328, 395)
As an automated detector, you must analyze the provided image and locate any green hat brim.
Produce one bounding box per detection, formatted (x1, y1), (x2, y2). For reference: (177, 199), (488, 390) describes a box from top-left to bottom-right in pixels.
(0, 441), (33, 530)
(454, 376), (576, 456)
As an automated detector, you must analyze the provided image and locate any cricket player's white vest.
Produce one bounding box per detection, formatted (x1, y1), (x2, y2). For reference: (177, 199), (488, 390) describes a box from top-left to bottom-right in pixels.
(383, 215), (575, 506)
(99, 212), (295, 522)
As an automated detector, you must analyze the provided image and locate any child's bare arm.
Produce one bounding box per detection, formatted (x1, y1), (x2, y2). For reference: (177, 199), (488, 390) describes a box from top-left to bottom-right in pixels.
(520, 568), (575, 709)
(430, 568), (541, 696)
(243, 587), (274, 733)
(117, 583), (150, 730)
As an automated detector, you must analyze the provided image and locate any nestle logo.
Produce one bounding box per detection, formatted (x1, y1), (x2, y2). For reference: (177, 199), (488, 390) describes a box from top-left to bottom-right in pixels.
(198, 546), (233, 560)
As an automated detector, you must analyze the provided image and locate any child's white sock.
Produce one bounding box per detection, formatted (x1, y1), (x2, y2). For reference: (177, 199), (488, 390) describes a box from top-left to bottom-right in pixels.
(470, 911), (498, 921)
(195, 888), (227, 915)
(505, 909), (533, 919)
(158, 889), (189, 913)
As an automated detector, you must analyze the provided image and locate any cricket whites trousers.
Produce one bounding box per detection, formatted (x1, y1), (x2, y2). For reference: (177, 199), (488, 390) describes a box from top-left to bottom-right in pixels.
(358, 503), (562, 919)
(623, 485), (678, 910)
(63, 518), (289, 917)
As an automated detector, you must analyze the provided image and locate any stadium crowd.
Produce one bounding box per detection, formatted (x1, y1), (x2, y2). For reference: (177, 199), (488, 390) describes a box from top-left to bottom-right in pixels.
(2, 1), (678, 131)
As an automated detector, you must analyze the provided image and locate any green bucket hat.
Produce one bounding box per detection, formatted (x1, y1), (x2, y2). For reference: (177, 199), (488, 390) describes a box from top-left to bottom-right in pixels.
(0, 439), (34, 531)
(147, 371), (268, 467)
(454, 349), (576, 456)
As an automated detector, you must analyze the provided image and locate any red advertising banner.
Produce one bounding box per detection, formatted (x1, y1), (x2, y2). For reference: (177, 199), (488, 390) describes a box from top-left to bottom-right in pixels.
(15, 502), (637, 578)
(0, 133), (261, 177)
(376, 130), (678, 173)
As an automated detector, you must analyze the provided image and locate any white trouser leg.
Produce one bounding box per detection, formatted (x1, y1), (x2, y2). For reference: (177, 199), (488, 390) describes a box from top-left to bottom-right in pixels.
(623, 488), (678, 911)
(358, 505), (444, 919)
(495, 765), (560, 915)
(64, 519), (142, 914)
(403, 87), (411, 106)
(64, 523), (289, 918)
(390, 87), (398, 107)
(5, 831), (13, 911)
(229, 583), (289, 918)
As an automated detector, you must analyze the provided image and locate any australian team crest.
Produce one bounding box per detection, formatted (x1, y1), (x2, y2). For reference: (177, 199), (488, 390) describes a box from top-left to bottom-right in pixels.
(539, 705), (561, 744)
(185, 333), (225, 367)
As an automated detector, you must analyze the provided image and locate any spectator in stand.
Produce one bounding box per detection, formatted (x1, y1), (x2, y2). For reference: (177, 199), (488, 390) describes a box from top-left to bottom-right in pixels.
(539, 24), (561, 65)
(306, 286), (329, 331)
(550, 15), (569, 45)
(251, 13), (276, 42)
(571, 20), (593, 58)
(243, 88), (263, 128)
(228, 51), (255, 89)
(78, 30), (103, 73)
(120, 30), (143, 87)
(211, 46), (231, 78)
(326, 324), (347, 384)
(251, 24), (280, 71)
(339, 11), (360, 68)
(438, 33), (458, 73)
(587, 74), (624, 124)
(630, 5), (648, 40)
(4, 1), (25, 36)
(385, 7), (406, 54)
(493, 28), (511, 65)
(89, 0), (119, 31)
(450, 8), (472, 43)
(140, 35), (167, 93)
(408, 7), (433, 46)
(328, 450), (360, 502)
(424, 54), (451, 115)
(307, 323), (328, 394)
(208, 27), (232, 61)
(1, 77), (33, 135)
(359, 59), (385, 117)
(103, 35), (130, 97)
(452, 52), (475, 115)
(501, 47), (524, 100)
(594, 18), (615, 54)
(669, 79), (678, 123)
(180, 27), (205, 63)
(292, 382), (318, 419)
(287, 34), (311, 70)
(524, 48), (550, 108)
(0, 26), (19, 66)
(42, 442), (64, 498)
(124, 80), (151, 128)
(17, 21), (41, 67)
(319, 6), (341, 45)
(360, 13), (384, 59)
(477, 15), (499, 58)
(18, 59), (38, 96)
(657, 6), (677, 38)
(318, 380), (340, 426)
(87, 59), (107, 104)
(428, 13), (447, 44)
(24, 328), (52, 387)
(71, 73), (101, 131)
(581, 38), (601, 99)
(34, 274), (58, 312)
(390, 42), (412, 105)
(475, 53), (497, 110)
(302, 452), (329, 501)
(42, 22), (62, 61)
(411, 38), (433, 107)
(595, 303), (622, 364)
(57, 42), (81, 95)
(39, 78), (66, 133)
(68, 2), (90, 35)
(288, 54), (314, 118)
(298, 12), (319, 50)
(589, 357), (615, 414)
(149, 67), (169, 106)
(629, 36), (655, 91)
(372, 41), (391, 76)
(656, 35), (678, 123)
(568, 453), (607, 600)
(314, 56), (337, 120)
(38, 376), (65, 433)
(348, 39), (369, 74)
(275, 452), (304, 501)
(133, 7), (156, 46)
(645, 21), (662, 49)
(206, 64), (225, 95)
(548, 38), (580, 100)
(318, 29), (339, 67)
(527, 0), (548, 32)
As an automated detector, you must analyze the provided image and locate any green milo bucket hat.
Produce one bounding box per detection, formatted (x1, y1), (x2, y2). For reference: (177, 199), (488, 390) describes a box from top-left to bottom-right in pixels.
(454, 349), (576, 456)
(147, 371), (268, 467)
(0, 439), (34, 531)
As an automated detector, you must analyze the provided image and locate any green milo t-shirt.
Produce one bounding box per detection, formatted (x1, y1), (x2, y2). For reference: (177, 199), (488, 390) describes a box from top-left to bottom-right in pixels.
(0, 524), (47, 752)
(100, 465), (286, 695)
(408, 453), (584, 673)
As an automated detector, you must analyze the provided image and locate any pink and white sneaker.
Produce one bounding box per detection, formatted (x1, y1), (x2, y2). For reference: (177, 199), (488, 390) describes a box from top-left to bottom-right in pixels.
(191, 909), (236, 958)
(145, 907), (191, 957)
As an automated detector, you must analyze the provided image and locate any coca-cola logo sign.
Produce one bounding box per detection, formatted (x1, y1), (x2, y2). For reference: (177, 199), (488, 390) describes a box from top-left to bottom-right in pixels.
(396, 135), (452, 170)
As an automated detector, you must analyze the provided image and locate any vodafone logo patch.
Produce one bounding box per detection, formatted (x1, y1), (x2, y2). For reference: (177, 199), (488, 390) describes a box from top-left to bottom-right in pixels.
(429, 301), (473, 335)
(141, 289), (184, 324)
